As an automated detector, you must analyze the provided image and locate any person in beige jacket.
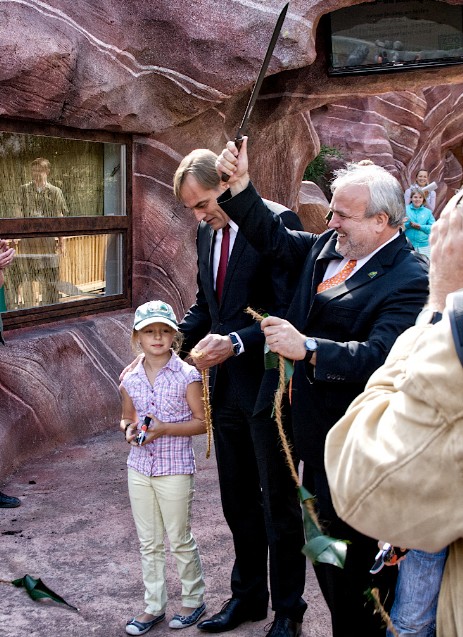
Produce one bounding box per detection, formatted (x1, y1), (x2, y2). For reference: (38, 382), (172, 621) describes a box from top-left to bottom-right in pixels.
(325, 189), (463, 637)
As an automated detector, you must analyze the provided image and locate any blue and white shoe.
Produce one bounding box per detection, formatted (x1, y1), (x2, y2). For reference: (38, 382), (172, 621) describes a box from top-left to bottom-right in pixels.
(126, 613), (165, 635)
(168, 603), (206, 629)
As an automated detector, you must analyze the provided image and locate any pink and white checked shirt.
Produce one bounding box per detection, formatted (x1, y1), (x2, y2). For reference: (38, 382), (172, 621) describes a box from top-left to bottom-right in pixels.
(121, 351), (202, 477)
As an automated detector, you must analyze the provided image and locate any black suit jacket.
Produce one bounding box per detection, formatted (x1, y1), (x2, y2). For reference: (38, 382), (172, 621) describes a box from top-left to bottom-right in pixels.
(179, 203), (302, 413)
(220, 182), (429, 467)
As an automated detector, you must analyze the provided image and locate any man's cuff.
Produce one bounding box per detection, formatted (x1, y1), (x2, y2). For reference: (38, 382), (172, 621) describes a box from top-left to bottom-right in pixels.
(229, 332), (244, 356)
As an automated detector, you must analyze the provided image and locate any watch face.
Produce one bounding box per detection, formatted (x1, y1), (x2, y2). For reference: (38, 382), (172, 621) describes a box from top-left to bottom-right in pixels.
(305, 337), (318, 352)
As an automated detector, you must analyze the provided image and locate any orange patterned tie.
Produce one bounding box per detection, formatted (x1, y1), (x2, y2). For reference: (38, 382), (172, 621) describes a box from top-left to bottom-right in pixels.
(317, 259), (357, 293)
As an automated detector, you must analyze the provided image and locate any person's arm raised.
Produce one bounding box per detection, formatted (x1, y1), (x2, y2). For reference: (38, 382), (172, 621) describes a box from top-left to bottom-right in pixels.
(216, 137), (250, 196)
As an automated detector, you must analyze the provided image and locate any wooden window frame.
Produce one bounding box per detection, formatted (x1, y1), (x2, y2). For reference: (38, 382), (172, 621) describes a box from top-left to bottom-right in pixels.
(0, 120), (132, 330)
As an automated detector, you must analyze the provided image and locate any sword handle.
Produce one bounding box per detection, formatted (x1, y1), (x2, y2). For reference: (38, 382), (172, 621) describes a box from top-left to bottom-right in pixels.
(221, 136), (244, 182)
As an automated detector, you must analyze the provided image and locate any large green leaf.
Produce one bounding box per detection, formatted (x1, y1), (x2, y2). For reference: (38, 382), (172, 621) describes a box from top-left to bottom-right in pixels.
(298, 486), (348, 568)
(12, 574), (78, 611)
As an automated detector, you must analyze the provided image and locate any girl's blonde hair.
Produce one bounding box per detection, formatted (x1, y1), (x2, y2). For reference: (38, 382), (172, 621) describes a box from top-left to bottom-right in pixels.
(130, 326), (184, 354)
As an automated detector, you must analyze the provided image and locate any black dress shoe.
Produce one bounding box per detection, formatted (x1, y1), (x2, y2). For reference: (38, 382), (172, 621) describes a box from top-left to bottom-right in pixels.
(266, 616), (302, 637)
(197, 598), (267, 633)
(0, 492), (20, 508)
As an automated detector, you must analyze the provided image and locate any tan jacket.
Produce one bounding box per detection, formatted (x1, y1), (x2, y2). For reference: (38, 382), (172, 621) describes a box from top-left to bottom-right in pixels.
(325, 311), (463, 637)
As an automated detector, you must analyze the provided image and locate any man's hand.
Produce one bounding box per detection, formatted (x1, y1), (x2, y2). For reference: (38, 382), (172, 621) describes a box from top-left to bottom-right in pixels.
(119, 354), (144, 381)
(261, 316), (307, 361)
(215, 137), (250, 196)
(428, 190), (463, 311)
(191, 333), (234, 370)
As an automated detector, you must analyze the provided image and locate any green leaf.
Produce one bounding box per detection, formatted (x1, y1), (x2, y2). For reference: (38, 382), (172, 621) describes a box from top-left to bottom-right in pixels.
(12, 574), (78, 611)
(298, 486), (348, 569)
(263, 344), (294, 384)
(302, 535), (348, 568)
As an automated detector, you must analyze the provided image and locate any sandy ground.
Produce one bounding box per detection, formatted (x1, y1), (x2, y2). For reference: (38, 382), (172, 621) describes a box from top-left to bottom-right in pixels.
(0, 430), (332, 637)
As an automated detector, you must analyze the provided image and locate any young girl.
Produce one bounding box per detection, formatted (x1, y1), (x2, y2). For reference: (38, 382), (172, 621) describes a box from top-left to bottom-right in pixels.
(404, 168), (437, 212)
(120, 300), (206, 635)
(404, 189), (435, 258)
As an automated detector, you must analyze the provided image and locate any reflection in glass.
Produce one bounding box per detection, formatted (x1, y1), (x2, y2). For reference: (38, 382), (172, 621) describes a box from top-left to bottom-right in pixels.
(3, 233), (123, 310)
(329, 0), (463, 75)
(0, 134), (124, 218)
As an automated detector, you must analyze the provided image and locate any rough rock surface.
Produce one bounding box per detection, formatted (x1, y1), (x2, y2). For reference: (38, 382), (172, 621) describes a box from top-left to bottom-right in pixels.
(1, 0), (463, 479)
(312, 85), (463, 216)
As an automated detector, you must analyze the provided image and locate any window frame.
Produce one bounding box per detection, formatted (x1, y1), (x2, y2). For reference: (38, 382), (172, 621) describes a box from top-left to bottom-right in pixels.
(0, 120), (132, 330)
(325, 0), (463, 77)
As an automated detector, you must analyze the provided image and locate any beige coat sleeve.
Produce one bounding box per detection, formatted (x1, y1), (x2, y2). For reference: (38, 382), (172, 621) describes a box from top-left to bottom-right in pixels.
(325, 314), (463, 552)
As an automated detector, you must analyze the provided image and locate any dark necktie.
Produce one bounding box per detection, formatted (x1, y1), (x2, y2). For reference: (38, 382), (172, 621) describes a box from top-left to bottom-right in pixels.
(216, 224), (230, 302)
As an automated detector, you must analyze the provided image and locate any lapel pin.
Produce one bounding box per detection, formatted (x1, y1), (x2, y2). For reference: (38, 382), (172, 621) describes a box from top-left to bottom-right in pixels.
(368, 271), (378, 278)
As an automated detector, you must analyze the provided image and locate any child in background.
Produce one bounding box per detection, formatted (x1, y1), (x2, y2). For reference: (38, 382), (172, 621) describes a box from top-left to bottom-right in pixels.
(404, 168), (437, 212)
(404, 189), (435, 258)
(120, 300), (206, 635)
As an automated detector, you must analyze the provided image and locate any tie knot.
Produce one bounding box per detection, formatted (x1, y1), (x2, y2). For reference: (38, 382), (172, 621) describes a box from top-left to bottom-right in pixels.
(222, 224), (230, 235)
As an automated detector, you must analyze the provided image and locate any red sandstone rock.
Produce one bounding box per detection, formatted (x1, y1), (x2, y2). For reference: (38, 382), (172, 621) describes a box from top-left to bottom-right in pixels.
(297, 182), (330, 234)
(1, 0), (463, 479)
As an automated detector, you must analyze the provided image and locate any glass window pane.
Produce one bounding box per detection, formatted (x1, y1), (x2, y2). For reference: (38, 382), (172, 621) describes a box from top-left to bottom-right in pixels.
(2, 233), (123, 310)
(0, 133), (125, 218)
(329, 0), (463, 75)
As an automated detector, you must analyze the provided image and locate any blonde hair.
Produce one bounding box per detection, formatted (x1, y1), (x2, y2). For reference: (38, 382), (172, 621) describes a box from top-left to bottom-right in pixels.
(130, 326), (184, 354)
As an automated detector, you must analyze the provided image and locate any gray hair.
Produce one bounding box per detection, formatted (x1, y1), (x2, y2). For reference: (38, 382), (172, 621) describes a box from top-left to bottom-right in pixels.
(330, 163), (404, 228)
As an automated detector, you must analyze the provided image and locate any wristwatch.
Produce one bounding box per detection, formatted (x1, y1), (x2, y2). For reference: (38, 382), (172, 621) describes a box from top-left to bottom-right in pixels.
(229, 332), (242, 356)
(415, 308), (443, 326)
(304, 337), (318, 362)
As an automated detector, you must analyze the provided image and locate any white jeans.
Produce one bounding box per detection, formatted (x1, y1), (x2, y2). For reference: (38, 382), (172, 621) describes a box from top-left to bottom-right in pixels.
(128, 468), (205, 615)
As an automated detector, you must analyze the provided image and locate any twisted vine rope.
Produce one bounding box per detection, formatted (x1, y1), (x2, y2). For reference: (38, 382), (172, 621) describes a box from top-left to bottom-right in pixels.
(369, 588), (398, 637)
(245, 307), (321, 528)
(246, 306), (398, 633)
(190, 349), (213, 459)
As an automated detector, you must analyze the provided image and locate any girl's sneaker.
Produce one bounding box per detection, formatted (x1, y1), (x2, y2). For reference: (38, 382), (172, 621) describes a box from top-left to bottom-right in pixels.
(169, 603), (206, 629)
(126, 613), (165, 635)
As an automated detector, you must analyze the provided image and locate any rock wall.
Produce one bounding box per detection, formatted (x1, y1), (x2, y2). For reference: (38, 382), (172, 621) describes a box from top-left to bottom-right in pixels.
(1, 0), (463, 478)
(311, 85), (463, 216)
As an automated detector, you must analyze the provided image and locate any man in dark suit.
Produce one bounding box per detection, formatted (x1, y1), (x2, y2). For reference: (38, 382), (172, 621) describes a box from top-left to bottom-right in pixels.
(173, 150), (307, 637)
(216, 138), (429, 637)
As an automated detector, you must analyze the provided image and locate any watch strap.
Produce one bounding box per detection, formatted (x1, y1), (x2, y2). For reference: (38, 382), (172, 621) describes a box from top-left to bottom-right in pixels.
(229, 332), (241, 356)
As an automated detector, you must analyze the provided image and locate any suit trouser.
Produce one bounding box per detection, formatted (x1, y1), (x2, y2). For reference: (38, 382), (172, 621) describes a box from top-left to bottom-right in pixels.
(128, 468), (205, 615)
(212, 373), (307, 622)
(304, 466), (397, 637)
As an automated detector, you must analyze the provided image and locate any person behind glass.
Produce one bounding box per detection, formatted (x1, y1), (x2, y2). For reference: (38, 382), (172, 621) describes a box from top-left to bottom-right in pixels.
(404, 188), (435, 258)
(120, 300), (207, 636)
(404, 169), (436, 213)
(19, 157), (68, 305)
(0, 237), (15, 346)
(216, 137), (430, 637)
(0, 238), (20, 509)
(325, 189), (463, 637)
